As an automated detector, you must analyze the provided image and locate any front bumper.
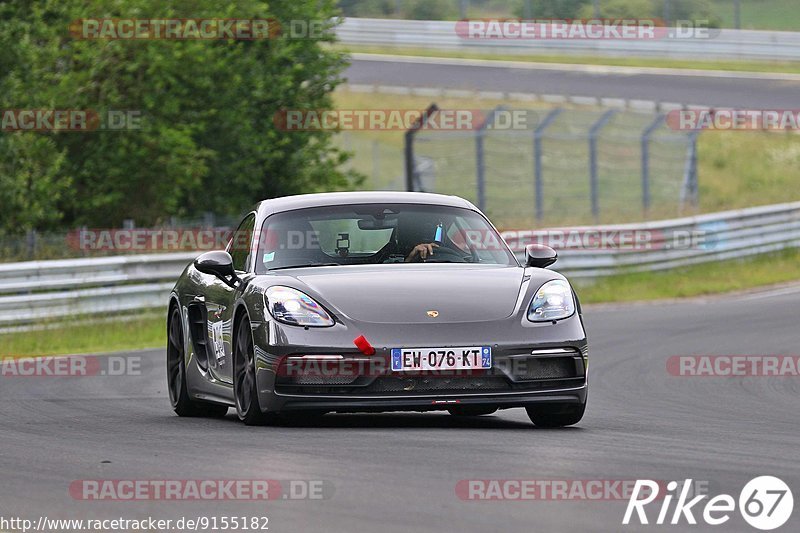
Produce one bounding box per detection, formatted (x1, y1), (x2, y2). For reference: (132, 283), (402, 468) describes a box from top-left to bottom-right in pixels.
(253, 314), (588, 414)
(274, 385), (587, 413)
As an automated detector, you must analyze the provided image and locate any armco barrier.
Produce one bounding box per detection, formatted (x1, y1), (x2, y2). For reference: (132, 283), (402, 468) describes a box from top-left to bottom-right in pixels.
(1, 202), (798, 325)
(336, 18), (800, 62)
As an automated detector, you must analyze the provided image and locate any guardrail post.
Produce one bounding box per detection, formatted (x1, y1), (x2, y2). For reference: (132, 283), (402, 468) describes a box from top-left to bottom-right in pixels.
(534, 108), (563, 221)
(589, 109), (617, 220)
(641, 114), (665, 216)
(404, 103), (439, 192)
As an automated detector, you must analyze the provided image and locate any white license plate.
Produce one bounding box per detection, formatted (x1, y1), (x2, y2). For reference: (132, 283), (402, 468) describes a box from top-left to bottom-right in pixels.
(391, 346), (492, 372)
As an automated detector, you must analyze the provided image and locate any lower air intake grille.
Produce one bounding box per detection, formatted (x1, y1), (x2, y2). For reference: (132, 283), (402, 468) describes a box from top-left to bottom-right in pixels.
(369, 376), (511, 393)
(512, 357), (577, 381)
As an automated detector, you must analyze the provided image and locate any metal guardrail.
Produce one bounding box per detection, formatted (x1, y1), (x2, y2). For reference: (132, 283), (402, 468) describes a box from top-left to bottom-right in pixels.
(1, 201), (798, 325)
(337, 18), (800, 61)
(512, 201), (800, 277)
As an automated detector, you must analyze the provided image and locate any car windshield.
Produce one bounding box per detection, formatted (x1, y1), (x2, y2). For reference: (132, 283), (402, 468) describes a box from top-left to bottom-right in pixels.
(253, 203), (517, 273)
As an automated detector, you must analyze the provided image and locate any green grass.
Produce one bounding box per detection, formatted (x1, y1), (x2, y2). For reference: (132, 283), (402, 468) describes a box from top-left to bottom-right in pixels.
(712, 0), (800, 31)
(575, 247), (800, 304)
(1, 313), (164, 358)
(338, 45), (800, 75)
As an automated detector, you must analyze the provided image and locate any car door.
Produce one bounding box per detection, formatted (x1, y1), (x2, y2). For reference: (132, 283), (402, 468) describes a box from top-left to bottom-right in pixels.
(204, 212), (256, 384)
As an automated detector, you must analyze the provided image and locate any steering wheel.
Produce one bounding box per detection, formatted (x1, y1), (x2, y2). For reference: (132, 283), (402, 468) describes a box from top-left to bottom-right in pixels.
(422, 246), (470, 263)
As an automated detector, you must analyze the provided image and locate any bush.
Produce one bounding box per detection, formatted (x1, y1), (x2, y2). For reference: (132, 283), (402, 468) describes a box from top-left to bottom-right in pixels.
(0, 0), (360, 232)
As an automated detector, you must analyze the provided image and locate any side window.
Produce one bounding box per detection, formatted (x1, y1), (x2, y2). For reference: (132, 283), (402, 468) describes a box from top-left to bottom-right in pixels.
(230, 214), (256, 272)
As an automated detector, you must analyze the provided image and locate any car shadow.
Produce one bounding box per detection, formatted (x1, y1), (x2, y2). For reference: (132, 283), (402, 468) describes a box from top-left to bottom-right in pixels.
(261, 411), (584, 431)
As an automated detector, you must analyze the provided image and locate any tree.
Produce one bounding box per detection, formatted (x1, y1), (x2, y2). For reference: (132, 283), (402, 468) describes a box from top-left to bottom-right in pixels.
(0, 0), (358, 233)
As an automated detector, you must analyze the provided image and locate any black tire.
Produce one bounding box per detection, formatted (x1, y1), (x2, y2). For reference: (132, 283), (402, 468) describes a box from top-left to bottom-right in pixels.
(167, 306), (228, 418)
(526, 402), (586, 428)
(233, 314), (275, 426)
(447, 406), (498, 417)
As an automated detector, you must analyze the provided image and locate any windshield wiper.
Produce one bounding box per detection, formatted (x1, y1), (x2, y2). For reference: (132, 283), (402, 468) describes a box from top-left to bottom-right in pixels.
(268, 263), (341, 271)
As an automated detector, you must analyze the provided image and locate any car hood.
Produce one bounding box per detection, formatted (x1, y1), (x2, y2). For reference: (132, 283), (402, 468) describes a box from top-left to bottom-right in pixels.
(275, 264), (526, 324)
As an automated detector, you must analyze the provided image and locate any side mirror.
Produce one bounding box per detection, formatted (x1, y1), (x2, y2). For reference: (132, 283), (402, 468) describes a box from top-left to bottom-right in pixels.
(194, 251), (239, 287)
(525, 244), (557, 268)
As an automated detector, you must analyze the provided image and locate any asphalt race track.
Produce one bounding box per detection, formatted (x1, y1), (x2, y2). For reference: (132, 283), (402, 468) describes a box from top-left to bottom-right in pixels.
(2, 285), (799, 532)
(347, 56), (800, 108)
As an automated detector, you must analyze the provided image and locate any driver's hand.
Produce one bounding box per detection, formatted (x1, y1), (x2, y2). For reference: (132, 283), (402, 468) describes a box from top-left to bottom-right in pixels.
(405, 243), (439, 262)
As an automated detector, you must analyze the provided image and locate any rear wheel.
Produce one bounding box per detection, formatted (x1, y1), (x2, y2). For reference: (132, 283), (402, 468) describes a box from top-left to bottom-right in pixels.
(447, 406), (498, 417)
(526, 402), (585, 428)
(234, 315), (275, 426)
(167, 306), (228, 418)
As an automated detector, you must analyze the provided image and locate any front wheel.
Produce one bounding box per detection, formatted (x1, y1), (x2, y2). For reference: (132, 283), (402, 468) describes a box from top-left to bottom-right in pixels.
(526, 402), (585, 428)
(233, 315), (275, 426)
(167, 306), (228, 418)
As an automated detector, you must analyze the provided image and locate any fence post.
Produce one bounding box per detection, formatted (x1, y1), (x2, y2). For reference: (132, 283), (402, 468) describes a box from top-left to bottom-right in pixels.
(475, 129), (485, 212)
(641, 114), (665, 216)
(372, 140), (380, 182)
(680, 130), (700, 209)
(689, 130), (699, 206)
(404, 103), (439, 192)
(25, 229), (37, 260)
(474, 106), (505, 213)
(589, 109), (617, 220)
(533, 108), (563, 221)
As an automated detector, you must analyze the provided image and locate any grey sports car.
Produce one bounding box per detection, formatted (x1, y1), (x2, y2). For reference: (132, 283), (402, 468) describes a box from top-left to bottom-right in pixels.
(167, 192), (588, 426)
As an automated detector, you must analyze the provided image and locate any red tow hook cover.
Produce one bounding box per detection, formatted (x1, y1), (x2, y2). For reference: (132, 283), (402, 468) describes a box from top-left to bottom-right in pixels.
(353, 335), (376, 356)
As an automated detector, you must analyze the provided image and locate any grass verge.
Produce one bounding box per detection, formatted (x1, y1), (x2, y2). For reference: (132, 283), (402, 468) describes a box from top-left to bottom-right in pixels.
(575, 247), (800, 304)
(1, 313), (164, 358)
(338, 45), (800, 75)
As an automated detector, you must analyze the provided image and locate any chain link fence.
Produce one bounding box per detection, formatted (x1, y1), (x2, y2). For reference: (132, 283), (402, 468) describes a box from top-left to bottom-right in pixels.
(339, 106), (698, 228)
(401, 106), (697, 228)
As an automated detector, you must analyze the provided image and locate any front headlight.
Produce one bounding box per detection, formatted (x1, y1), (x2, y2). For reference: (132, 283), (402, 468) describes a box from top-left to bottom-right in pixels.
(266, 286), (334, 327)
(527, 280), (575, 322)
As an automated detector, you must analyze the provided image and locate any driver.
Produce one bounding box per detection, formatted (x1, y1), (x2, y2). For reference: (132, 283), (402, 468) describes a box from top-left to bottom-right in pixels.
(397, 215), (442, 262)
(406, 242), (438, 262)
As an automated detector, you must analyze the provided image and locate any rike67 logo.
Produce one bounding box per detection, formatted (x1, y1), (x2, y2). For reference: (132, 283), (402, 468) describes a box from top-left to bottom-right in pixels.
(624, 477), (793, 530)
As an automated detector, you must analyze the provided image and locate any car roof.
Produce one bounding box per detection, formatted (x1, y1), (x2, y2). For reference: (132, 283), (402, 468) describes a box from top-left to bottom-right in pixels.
(254, 191), (476, 218)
